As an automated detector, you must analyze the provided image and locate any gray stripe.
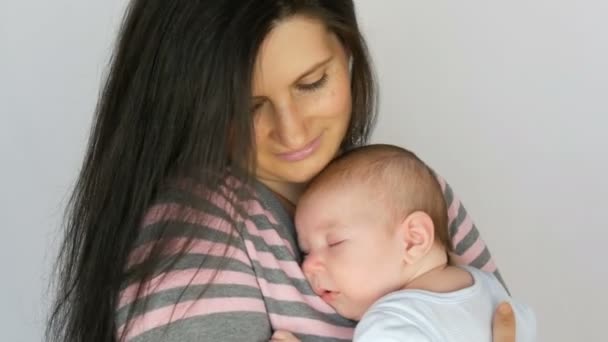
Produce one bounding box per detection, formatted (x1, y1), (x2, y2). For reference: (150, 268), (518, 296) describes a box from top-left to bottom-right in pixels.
(449, 202), (468, 238)
(253, 180), (300, 256)
(140, 187), (298, 261)
(298, 333), (351, 342)
(442, 179), (455, 210)
(453, 225), (480, 255)
(236, 222), (299, 261)
(116, 284), (264, 327)
(128, 312), (272, 342)
(249, 261), (315, 295)
(122, 253), (255, 290)
(264, 297), (354, 328)
(250, 214), (284, 231)
(152, 185), (250, 231)
(250, 213), (296, 241)
(117, 277), (350, 331)
(125, 307), (350, 342)
(249, 214), (300, 261)
(157, 187), (234, 222)
(158, 254), (254, 274)
(469, 246), (491, 269)
(493, 269), (509, 294)
(134, 220), (236, 247)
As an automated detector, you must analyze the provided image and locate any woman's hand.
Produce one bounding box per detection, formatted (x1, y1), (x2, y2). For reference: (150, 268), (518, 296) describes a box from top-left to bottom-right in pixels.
(270, 330), (301, 342)
(493, 302), (516, 342)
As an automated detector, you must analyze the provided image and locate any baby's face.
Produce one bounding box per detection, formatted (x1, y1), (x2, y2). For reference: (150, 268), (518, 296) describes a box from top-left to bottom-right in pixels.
(296, 185), (407, 320)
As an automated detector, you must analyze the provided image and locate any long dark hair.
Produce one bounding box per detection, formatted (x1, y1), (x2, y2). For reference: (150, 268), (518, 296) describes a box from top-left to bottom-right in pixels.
(46, 1), (376, 341)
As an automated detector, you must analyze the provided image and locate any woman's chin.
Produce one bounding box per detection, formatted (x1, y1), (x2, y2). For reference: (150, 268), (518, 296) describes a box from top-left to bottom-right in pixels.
(286, 162), (328, 183)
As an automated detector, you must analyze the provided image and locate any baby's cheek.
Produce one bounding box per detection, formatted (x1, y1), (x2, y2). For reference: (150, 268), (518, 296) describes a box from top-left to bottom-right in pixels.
(338, 268), (365, 293)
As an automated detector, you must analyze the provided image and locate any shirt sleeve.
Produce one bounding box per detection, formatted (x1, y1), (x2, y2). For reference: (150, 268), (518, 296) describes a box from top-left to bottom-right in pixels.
(354, 309), (433, 342)
(435, 174), (507, 289)
(115, 194), (272, 341)
(513, 301), (538, 342)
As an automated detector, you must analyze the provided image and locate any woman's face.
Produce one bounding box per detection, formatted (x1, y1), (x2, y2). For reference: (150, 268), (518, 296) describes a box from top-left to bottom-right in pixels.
(251, 16), (352, 197)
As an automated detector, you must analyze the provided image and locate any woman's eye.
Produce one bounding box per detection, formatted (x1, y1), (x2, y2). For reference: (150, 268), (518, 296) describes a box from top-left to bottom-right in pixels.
(250, 102), (264, 113)
(297, 73), (328, 92)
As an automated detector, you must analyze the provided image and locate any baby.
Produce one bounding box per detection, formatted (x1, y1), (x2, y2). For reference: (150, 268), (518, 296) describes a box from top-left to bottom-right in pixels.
(272, 144), (535, 341)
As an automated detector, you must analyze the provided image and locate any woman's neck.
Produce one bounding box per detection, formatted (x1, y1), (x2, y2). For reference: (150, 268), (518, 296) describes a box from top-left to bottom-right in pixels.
(258, 179), (307, 217)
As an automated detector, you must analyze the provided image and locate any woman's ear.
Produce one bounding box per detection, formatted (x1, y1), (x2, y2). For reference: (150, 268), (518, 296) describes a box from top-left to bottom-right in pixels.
(398, 211), (435, 265)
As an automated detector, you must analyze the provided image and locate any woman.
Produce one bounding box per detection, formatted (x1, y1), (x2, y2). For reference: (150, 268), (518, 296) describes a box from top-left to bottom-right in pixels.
(47, 1), (516, 341)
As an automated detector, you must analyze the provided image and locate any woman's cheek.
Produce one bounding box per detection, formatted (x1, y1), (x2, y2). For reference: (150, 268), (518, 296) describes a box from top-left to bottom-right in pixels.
(327, 89), (351, 120)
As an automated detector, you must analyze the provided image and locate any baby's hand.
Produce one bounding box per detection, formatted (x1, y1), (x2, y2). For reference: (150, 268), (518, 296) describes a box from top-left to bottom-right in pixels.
(270, 330), (301, 342)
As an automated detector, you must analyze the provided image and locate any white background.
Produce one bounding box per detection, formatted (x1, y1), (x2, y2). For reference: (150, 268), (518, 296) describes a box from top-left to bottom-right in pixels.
(1, 1), (606, 341)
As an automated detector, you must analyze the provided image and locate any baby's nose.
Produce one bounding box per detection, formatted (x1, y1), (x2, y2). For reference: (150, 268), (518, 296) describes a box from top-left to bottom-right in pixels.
(302, 256), (322, 285)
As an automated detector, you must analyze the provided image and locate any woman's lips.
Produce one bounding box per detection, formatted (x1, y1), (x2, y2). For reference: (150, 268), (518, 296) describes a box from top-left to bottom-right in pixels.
(276, 134), (322, 162)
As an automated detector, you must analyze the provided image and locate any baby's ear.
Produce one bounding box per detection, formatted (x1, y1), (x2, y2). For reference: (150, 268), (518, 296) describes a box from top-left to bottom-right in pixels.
(398, 211), (435, 264)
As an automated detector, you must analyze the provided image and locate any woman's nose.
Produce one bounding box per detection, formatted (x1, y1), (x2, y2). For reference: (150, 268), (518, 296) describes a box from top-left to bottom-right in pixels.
(273, 102), (308, 149)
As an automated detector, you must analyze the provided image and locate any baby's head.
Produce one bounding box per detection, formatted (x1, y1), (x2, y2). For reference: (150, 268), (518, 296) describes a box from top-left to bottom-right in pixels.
(296, 144), (450, 320)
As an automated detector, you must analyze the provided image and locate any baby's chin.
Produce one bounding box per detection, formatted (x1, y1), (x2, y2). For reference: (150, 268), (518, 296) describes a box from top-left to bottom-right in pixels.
(333, 303), (365, 321)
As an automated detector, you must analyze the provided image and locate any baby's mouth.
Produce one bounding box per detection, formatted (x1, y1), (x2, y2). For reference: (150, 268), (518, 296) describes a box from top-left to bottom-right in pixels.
(320, 289), (339, 303)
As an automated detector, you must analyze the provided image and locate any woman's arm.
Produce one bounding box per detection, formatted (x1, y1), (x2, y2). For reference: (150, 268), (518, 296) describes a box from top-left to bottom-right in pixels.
(436, 175), (506, 289)
(436, 176), (516, 340)
(116, 191), (272, 341)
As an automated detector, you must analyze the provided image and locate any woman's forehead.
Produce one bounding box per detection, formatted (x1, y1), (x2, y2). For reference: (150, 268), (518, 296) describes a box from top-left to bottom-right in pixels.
(251, 16), (343, 93)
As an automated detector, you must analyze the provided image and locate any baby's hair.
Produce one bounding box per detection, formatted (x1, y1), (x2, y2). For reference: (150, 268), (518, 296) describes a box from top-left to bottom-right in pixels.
(305, 144), (451, 251)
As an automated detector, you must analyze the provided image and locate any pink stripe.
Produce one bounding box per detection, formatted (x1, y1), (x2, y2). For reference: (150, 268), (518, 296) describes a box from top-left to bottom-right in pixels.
(129, 238), (305, 284)
(452, 237), (486, 266)
(481, 258), (498, 273)
(172, 179), (296, 256)
(218, 184), (281, 225)
(176, 179), (281, 226)
(256, 278), (336, 315)
(240, 237), (335, 315)
(270, 313), (354, 340)
(447, 197), (461, 227)
(216, 191), (295, 255)
(435, 174), (447, 193)
(216, 195), (291, 250)
(119, 297), (267, 341)
(243, 240), (304, 280)
(142, 203), (236, 235)
(186, 180), (288, 241)
(118, 269), (259, 308)
(118, 267), (331, 315)
(141, 203), (294, 256)
(243, 218), (296, 256)
(127, 238), (251, 269)
(451, 215), (474, 247)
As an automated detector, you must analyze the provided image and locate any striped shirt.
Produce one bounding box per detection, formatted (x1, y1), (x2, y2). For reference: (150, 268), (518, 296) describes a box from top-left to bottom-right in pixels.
(116, 175), (502, 341)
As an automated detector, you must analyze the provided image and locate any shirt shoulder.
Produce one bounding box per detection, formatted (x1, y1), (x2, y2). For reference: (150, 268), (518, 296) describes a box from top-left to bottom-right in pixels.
(355, 308), (433, 342)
